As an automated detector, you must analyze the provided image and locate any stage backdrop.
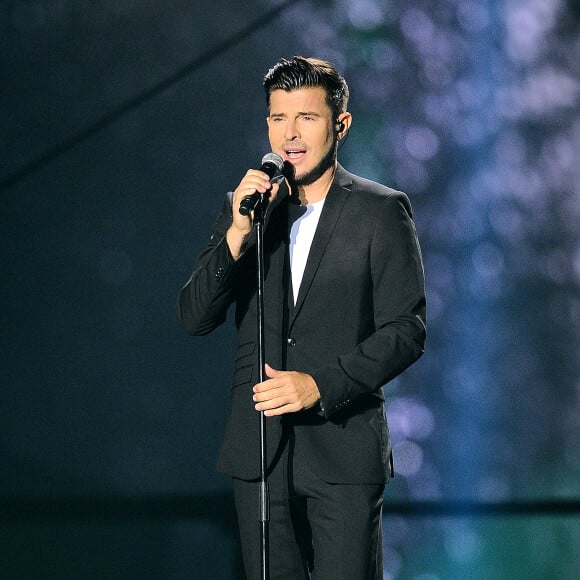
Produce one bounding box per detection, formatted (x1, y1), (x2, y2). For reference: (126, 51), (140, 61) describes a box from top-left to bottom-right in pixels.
(1, 1), (578, 578)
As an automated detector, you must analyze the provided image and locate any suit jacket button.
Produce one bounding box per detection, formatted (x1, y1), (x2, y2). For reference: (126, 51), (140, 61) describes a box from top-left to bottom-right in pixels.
(287, 338), (296, 347)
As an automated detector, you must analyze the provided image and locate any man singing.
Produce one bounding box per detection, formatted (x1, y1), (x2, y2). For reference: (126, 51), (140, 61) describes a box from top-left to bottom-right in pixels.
(177, 56), (426, 579)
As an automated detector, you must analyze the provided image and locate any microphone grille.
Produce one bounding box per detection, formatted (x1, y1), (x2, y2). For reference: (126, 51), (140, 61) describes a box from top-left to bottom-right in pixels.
(261, 152), (284, 170)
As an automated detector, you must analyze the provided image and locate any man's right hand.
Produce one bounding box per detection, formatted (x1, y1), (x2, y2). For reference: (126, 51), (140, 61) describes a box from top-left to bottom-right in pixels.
(226, 169), (281, 260)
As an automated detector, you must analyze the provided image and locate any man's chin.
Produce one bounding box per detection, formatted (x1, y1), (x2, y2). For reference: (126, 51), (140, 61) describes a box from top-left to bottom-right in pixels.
(295, 161), (334, 186)
(295, 167), (331, 186)
(293, 170), (310, 185)
(291, 144), (337, 186)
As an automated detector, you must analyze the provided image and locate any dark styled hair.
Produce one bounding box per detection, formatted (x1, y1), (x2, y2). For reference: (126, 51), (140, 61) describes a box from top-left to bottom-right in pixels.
(263, 56), (349, 119)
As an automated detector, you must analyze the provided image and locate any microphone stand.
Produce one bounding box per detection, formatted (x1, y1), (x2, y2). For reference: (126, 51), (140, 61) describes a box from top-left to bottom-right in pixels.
(241, 164), (288, 580)
(253, 193), (270, 580)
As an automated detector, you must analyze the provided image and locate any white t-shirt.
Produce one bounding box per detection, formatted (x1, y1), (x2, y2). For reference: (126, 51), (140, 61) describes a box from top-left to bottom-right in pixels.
(289, 198), (326, 305)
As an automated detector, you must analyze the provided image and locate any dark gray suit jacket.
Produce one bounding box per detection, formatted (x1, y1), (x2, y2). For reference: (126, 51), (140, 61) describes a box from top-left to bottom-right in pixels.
(178, 164), (426, 483)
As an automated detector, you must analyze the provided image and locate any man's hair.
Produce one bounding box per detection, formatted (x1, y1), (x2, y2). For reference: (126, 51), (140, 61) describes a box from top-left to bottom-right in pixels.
(263, 56), (349, 119)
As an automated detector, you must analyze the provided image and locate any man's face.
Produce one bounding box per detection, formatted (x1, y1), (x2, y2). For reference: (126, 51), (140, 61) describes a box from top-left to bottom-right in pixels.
(267, 87), (337, 186)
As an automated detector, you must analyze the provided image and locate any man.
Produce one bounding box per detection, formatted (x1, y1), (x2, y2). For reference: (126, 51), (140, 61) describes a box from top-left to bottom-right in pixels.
(177, 56), (426, 579)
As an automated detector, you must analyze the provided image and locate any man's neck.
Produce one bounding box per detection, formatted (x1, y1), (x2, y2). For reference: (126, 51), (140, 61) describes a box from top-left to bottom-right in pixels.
(295, 162), (337, 205)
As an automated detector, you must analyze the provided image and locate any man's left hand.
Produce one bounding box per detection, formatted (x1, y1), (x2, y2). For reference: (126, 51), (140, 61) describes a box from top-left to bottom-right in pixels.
(253, 363), (321, 416)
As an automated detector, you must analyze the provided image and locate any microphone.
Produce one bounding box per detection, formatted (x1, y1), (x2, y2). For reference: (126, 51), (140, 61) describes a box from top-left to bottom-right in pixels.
(239, 153), (284, 216)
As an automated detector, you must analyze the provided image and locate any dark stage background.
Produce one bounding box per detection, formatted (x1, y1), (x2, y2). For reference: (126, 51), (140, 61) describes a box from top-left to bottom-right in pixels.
(1, 1), (579, 578)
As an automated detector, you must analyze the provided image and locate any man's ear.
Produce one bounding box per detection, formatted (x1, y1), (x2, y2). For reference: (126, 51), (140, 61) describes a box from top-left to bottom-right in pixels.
(336, 112), (352, 138)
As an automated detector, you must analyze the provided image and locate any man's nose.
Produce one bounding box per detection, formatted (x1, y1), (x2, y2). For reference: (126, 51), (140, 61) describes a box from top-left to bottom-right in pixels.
(284, 120), (299, 140)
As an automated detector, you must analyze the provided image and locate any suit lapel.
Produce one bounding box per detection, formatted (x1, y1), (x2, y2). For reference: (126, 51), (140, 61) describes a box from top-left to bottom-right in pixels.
(289, 167), (352, 327)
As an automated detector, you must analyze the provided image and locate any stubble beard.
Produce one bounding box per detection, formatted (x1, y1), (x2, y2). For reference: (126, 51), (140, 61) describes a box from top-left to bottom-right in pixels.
(293, 139), (338, 187)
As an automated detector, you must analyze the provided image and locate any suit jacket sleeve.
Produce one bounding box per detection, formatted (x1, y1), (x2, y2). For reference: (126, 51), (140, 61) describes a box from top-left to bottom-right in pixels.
(310, 191), (426, 417)
(176, 193), (239, 336)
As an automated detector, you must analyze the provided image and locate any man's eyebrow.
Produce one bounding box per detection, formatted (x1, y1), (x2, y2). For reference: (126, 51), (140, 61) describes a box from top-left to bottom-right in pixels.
(269, 111), (322, 117)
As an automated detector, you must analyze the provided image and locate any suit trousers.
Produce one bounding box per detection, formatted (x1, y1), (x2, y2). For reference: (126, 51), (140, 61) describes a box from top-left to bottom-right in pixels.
(232, 427), (385, 580)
